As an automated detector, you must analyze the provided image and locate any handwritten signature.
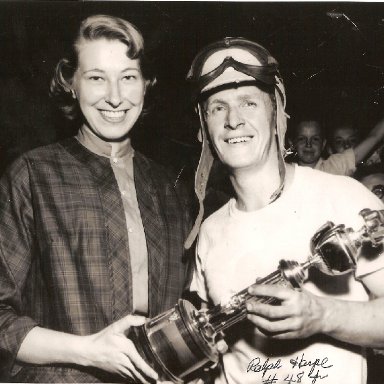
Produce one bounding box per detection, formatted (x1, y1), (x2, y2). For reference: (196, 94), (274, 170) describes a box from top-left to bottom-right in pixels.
(246, 353), (333, 383)
(247, 357), (282, 377)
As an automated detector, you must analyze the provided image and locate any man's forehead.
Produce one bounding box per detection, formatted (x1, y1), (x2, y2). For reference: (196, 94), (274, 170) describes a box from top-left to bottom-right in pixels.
(206, 85), (268, 104)
(361, 173), (384, 186)
(297, 121), (322, 136)
(333, 127), (356, 137)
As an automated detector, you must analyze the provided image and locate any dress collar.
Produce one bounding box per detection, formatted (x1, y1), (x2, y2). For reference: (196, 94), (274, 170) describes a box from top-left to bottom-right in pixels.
(75, 125), (134, 159)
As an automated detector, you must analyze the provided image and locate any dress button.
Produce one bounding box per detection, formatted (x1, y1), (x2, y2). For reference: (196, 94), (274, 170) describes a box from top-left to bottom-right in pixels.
(112, 157), (118, 163)
(128, 227), (133, 233)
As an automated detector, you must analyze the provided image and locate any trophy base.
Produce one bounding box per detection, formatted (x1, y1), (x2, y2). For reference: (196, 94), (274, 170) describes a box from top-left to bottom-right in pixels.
(130, 300), (219, 383)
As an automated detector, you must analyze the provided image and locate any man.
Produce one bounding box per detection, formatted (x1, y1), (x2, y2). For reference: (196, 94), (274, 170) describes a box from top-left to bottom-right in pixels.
(355, 164), (384, 202)
(328, 124), (359, 154)
(289, 119), (355, 175)
(186, 37), (384, 384)
(288, 118), (384, 176)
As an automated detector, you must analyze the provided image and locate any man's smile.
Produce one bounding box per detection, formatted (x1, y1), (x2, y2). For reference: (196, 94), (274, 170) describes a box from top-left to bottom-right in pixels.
(225, 135), (253, 144)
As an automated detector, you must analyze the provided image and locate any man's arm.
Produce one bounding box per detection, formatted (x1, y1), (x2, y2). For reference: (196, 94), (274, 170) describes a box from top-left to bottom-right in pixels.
(354, 117), (384, 164)
(246, 267), (384, 347)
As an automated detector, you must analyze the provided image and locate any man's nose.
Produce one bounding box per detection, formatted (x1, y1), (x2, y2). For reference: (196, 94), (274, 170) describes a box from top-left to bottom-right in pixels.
(305, 138), (312, 147)
(105, 80), (122, 108)
(343, 141), (352, 150)
(225, 107), (244, 130)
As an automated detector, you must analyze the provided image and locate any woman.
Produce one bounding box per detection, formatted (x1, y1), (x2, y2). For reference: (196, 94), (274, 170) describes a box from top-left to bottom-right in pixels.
(0, 14), (192, 383)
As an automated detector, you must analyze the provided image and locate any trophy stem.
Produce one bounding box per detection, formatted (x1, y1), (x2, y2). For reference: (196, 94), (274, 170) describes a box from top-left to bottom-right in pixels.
(204, 259), (316, 335)
(205, 270), (288, 334)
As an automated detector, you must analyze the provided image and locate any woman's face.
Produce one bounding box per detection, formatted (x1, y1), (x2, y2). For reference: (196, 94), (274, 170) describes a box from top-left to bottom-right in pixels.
(72, 38), (147, 141)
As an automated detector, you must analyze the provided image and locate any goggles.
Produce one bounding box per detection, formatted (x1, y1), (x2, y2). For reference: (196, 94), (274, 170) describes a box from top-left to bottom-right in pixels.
(187, 37), (280, 100)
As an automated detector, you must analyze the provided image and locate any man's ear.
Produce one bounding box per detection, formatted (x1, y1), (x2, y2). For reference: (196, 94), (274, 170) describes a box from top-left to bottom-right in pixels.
(288, 137), (294, 149)
(322, 138), (327, 151)
(324, 140), (335, 156)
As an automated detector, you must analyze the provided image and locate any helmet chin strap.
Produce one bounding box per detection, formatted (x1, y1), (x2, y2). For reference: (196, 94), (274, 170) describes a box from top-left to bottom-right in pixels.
(270, 79), (289, 202)
(184, 104), (214, 249)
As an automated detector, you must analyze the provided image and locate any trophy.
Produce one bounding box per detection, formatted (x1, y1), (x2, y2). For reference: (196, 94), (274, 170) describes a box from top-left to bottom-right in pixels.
(129, 209), (384, 383)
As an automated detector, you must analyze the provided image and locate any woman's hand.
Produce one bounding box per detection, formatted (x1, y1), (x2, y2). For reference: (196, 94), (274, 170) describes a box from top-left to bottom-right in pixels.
(82, 315), (158, 383)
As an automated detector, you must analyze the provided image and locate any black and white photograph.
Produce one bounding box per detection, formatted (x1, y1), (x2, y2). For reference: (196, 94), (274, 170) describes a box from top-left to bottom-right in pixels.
(0, 2), (384, 384)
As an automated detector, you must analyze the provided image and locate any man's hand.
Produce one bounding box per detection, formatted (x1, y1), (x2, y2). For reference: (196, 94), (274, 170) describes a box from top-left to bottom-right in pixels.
(246, 284), (326, 339)
(82, 315), (158, 383)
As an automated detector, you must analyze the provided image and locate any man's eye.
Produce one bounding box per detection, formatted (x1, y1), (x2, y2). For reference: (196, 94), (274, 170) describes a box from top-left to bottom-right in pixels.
(312, 137), (321, 143)
(209, 105), (226, 114)
(296, 137), (306, 144)
(88, 76), (104, 81)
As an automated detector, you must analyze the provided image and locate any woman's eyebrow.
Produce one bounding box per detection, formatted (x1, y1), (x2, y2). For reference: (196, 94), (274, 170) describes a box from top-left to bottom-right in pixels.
(82, 67), (140, 74)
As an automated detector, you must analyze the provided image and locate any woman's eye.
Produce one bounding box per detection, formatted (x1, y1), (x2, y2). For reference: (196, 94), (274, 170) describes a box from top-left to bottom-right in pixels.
(122, 75), (137, 81)
(244, 101), (257, 107)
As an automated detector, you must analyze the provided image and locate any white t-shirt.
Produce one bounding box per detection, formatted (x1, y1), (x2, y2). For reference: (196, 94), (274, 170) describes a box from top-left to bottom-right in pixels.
(191, 165), (384, 384)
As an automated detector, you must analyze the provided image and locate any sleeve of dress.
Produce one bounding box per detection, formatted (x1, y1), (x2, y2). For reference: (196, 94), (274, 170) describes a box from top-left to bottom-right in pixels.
(0, 157), (39, 375)
(316, 148), (356, 176)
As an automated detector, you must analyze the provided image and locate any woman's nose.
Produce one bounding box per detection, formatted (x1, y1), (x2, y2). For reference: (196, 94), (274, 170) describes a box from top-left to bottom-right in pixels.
(105, 81), (122, 108)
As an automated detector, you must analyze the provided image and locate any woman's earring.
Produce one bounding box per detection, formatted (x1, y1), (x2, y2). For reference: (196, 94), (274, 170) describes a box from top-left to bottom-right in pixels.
(71, 90), (76, 99)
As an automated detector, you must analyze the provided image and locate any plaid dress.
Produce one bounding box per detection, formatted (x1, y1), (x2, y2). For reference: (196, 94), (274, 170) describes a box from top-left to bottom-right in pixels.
(0, 137), (193, 382)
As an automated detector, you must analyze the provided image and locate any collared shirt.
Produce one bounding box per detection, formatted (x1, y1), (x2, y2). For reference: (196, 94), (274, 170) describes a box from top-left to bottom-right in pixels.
(76, 126), (148, 315)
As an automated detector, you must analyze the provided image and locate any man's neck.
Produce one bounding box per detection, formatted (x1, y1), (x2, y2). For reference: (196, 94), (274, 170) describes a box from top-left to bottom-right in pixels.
(298, 160), (318, 169)
(230, 158), (291, 212)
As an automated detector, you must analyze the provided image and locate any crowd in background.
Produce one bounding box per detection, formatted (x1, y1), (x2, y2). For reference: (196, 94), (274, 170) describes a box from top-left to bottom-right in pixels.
(286, 114), (384, 201)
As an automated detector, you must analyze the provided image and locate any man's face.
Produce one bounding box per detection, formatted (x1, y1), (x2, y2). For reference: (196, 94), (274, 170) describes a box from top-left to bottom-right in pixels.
(360, 173), (384, 202)
(293, 121), (325, 167)
(204, 85), (275, 171)
(330, 126), (358, 154)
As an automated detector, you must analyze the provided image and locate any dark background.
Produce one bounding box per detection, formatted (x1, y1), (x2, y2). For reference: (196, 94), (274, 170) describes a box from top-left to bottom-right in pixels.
(0, 1), (383, 175)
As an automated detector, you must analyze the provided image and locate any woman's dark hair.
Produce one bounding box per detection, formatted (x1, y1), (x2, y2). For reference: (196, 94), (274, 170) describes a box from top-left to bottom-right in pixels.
(50, 14), (156, 120)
